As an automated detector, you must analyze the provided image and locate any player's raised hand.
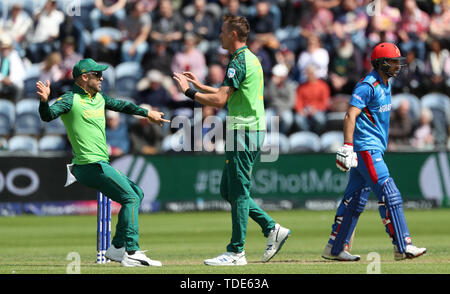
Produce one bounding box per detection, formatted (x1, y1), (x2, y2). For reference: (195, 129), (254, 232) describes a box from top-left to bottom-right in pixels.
(182, 71), (201, 88)
(172, 72), (189, 93)
(147, 110), (170, 127)
(336, 143), (358, 172)
(36, 80), (51, 102)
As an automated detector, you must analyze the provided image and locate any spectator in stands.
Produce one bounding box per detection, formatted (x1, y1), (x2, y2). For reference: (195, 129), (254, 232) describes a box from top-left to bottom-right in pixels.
(367, 0), (401, 46)
(296, 34), (329, 83)
(425, 38), (450, 94)
(39, 52), (64, 98)
(105, 110), (130, 157)
(332, 0), (369, 52)
(205, 63), (225, 88)
(120, 2), (151, 63)
(411, 107), (435, 150)
(274, 45), (296, 78)
(137, 70), (174, 112)
(265, 64), (297, 134)
(0, 34), (25, 101)
(60, 37), (83, 80)
(388, 99), (414, 150)
(142, 41), (173, 76)
(392, 50), (427, 97)
(222, 0), (248, 17)
(429, 0), (450, 46)
(171, 33), (207, 84)
(27, 0), (65, 63)
(294, 65), (330, 134)
(129, 104), (163, 155)
(128, 0), (158, 14)
(300, 0), (334, 42)
(397, 0), (430, 61)
(329, 39), (364, 95)
(248, 0), (279, 50)
(183, 0), (219, 52)
(247, 36), (273, 81)
(150, 0), (184, 53)
(1, 3), (33, 57)
(90, 0), (127, 30)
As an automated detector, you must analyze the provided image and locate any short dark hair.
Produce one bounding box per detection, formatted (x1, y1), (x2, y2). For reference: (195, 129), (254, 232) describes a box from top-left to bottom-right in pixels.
(222, 14), (250, 42)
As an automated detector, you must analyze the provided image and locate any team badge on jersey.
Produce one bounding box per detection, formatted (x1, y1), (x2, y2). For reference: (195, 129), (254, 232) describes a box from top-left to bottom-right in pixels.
(227, 68), (236, 78)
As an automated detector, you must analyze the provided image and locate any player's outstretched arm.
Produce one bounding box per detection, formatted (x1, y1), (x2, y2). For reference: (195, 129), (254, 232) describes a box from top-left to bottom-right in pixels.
(182, 72), (218, 94)
(147, 110), (170, 127)
(173, 72), (233, 109)
(36, 80), (51, 102)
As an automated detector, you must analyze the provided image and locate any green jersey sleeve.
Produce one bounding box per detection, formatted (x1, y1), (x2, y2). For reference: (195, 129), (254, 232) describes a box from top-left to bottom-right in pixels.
(222, 56), (246, 90)
(103, 93), (148, 117)
(39, 93), (73, 122)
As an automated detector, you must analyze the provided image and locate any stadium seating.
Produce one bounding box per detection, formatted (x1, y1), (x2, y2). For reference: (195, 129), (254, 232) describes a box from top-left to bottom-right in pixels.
(38, 135), (67, 151)
(420, 93), (450, 146)
(0, 99), (15, 136)
(23, 63), (41, 98)
(8, 135), (39, 154)
(15, 99), (42, 135)
(263, 132), (290, 154)
(289, 131), (321, 152)
(320, 131), (344, 152)
(392, 93), (421, 123)
(114, 62), (143, 98)
(91, 27), (122, 50)
(99, 62), (115, 95)
(326, 94), (351, 131)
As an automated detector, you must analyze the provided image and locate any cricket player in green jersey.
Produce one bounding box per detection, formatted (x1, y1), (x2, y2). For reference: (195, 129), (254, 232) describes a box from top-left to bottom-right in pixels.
(173, 15), (290, 266)
(37, 58), (170, 267)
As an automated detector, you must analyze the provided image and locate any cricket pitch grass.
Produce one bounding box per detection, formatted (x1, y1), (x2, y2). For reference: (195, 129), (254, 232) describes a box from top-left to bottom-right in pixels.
(1, 209), (449, 274)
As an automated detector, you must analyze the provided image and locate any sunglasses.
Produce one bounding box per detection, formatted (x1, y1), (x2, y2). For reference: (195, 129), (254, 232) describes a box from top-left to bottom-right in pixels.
(86, 71), (103, 79)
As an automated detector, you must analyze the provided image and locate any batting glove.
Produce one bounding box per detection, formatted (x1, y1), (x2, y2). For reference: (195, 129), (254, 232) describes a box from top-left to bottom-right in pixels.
(336, 143), (358, 172)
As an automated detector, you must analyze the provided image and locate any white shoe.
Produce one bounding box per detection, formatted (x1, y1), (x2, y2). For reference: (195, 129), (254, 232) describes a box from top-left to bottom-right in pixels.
(204, 251), (247, 266)
(262, 223), (291, 262)
(322, 243), (360, 261)
(105, 245), (125, 262)
(120, 251), (162, 267)
(394, 245), (427, 260)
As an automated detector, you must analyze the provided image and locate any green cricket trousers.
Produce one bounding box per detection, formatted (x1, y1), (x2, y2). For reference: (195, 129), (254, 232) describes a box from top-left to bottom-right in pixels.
(72, 161), (142, 251)
(220, 130), (275, 253)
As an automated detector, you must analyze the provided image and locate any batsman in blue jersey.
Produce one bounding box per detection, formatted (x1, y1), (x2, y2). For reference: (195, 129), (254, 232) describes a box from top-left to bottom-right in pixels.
(322, 43), (427, 261)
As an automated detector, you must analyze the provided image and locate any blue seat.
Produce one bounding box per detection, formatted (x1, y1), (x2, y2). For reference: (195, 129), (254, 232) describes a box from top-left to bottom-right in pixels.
(43, 99), (66, 135)
(23, 64), (41, 98)
(0, 99), (15, 135)
(262, 132), (290, 154)
(39, 135), (67, 151)
(289, 131), (321, 152)
(114, 62), (143, 98)
(8, 135), (39, 154)
(421, 93), (450, 122)
(320, 131), (344, 152)
(91, 27), (122, 50)
(392, 93), (421, 123)
(99, 63), (115, 95)
(15, 98), (42, 135)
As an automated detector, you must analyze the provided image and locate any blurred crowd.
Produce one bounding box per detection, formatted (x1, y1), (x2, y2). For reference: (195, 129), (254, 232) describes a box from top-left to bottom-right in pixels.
(0, 0), (449, 155)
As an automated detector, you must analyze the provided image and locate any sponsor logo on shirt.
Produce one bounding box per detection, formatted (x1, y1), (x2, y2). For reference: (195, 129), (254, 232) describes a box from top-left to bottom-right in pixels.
(227, 68), (236, 78)
(378, 104), (391, 113)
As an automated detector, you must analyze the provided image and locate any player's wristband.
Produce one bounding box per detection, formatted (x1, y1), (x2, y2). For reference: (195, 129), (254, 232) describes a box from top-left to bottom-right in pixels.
(184, 88), (198, 100)
(344, 142), (353, 146)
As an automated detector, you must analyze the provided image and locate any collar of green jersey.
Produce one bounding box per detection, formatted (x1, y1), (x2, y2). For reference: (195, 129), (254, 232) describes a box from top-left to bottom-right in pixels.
(230, 45), (248, 61)
(72, 83), (97, 99)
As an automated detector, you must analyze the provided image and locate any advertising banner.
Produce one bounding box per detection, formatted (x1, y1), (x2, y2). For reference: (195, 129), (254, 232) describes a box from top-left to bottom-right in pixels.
(0, 152), (448, 215)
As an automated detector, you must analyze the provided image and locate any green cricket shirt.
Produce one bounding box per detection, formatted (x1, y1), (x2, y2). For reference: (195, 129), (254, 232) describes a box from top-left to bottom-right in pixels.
(222, 46), (266, 131)
(39, 84), (148, 165)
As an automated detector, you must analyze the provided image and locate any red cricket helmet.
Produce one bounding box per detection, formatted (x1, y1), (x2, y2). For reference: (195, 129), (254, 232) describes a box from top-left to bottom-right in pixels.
(371, 42), (405, 78)
(371, 42), (402, 62)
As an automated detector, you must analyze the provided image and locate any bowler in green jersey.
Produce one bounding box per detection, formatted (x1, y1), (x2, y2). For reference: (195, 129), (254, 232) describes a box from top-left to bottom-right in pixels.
(173, 15), (290, 266)
(37, 58), (169, 267)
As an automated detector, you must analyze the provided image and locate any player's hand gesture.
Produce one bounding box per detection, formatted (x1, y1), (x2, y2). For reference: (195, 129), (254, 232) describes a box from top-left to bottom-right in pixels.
(336, 144), (358, 172)
(36, 80), (51, 102)
(183, 71), (201, 89)
(172, 72), (189, 93)
(147, 110), (170, 127)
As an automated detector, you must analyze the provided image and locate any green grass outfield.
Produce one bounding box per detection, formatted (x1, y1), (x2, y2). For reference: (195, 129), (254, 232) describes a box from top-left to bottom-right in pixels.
(0, 209), (449, 274)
